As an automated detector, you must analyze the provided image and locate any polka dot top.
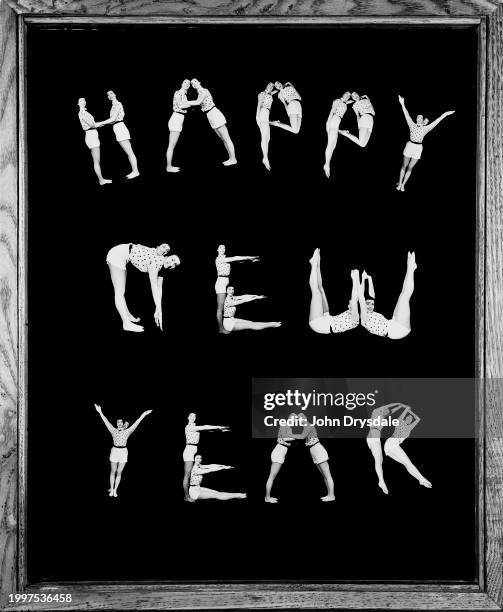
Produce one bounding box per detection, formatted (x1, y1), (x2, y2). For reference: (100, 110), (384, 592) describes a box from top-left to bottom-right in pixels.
(330, 311), (358, 333)
(185, 424), (200, 445)
(223, 296), (237, 318)
(393, 419), (416, 439)
(199, 89), (215, 112)
(277, 425), (293, 446)
(190, 466), (203, 486)
(129, 244), (166, 274)
(279, 85), (301, 105)
(78, 109), (96, 131)
(353, 97), (375, 116)
(110, 100), (125, 122)
(112, 428), (130, 447)
(302, 425), (320, 447)
(362, 311), (389, 337)
(409, 123), (429, 143)
(259, 91), (273, 110)
(216, 255), (231, 277)
(370, 406), (392, 430)
(332, 99), (347, 118)
(173, 90), (188, 114)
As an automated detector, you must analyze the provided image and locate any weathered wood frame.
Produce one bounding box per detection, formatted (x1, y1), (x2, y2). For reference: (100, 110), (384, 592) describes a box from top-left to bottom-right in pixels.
(0, 2), (502, 609)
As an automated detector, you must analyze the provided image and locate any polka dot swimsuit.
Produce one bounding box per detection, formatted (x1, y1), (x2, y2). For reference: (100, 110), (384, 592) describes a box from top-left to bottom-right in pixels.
(185, 425), (200, 445)
(129, 244), (165, 274)
(259, 91), (273, 110)
(190, 466), (203, 486)
(223, 296), (237, 318)
(216, 256), (231, 276)
(302, 425), (320, 447)
(199, 89), (215, 112)
(330, 311), (359, 333)
(332, 99), (347, 118)
(409, 124), (429, 143)
(110, 100), (125, 122)
(112, 428), (130, 447)
(279, 85), (301, 104)
(353, 97), (375, 116)
(362, 311), (389, 337)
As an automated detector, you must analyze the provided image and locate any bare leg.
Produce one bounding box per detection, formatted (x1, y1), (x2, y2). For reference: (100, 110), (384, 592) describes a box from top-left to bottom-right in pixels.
(317, 461), (335, 501)
(384, 438), (432, 487)
(113, 463), (126, 496)
(391, 252), (416, 329)
(309, 248), (326, 322)
(109, 462), (118, 496)
(118, 139), (140, 178)
(124, 269), (140, 322)
(349, 270), (360, 325)
(265, 462), (282, 502)
(259, 121), (271, 171)
(166, 131), (181, 172)
(400, 157), (419, 191)
(216, 293), (228, 333)
(323, 127), (340, 178)
(107, 263), (144, 332)
(339, 126), (371, 147)
(183, 461), (194, 501)
(270, 114), (301, 134)
(90, 147), (112, 185)
(231, 318), (281, 331)
(197, 486), (247, 500)
(397, 156), (410, 190)
(366, 437), (388, 493)
(215, 125), (237, 165)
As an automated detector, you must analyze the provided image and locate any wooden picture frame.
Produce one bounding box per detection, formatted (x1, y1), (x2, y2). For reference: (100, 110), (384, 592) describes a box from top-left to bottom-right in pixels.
(0, 2), (502, 609)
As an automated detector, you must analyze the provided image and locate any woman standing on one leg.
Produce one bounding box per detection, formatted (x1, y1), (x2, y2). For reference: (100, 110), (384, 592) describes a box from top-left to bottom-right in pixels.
(366, 403), (408, 494)
(191, 78), (237, 166)
(265, 415), (299, 503)
(323, 91), (352, 179)
(223, 286), (281, 332)
(166, 79), (194, 173)
(384, 406), (432, 488)
(106, 242), (180, 332)
(183, 412), (230, 502)
(256, 82), (276, 171)
(396, 95), (455, 191)
(339, 91), (375, 148)
(308, 248), (359, 335)
(298, 414), (335, 502)
(94, 403), (152, 498)
(358, 251), (417, 340)
(215, 245), (260, 334)
(189, 455), (247, 501)
(77, 98), (112, 186)
(95, 90), (140, 179)
(270, 81), (302, 134)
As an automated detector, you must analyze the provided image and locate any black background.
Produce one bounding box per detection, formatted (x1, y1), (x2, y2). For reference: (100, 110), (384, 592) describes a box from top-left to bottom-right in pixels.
(27, 25), (477, 583)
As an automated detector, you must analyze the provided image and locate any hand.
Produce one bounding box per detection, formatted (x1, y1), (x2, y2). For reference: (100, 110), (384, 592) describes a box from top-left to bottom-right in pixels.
(257, 295), (266, 300)
(154, 308), (163, 331)
(225, 466), (233, 470)
(249, 256), (260, 262)
(94, 403), (102, 413)
(445, 110), (455, 116)
(398, 95), (404, 105)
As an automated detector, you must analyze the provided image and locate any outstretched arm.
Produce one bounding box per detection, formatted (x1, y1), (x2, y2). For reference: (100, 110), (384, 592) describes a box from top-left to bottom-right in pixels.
(220, 256), (260, 263)
(127, 410), (153, 436)
(94, 404), (115, 435)
(233, 294), (265, 305)
(425, 111), (455, 133)
(194, 425), (229, 431)
(199, 464), (232, 474)
(398, 95), (414, 129)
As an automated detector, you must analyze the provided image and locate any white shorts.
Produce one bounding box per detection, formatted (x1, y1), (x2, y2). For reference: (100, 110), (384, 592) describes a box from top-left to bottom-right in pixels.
(287, 100), (302, 117)
(110, 447), (128, 463)
(168, 112), (185, 132)
(403, 141), (423, 160)
(215, 277), (229, 293)
(189, 485), (200, 500)
(206, 107), (227, 130)
(85, 129), (100, 149)
(358, 114), (374, 129)
(113, 121), (131, 142)
(309, 311), (357, 334)
(223, 317), (235, 332)
(183, 445), (197, 461)
(106, 243), (130, 270)
(309, 443), (329, 465)
(258, 107), (270, 123)
(309, 314), (332, 334)
(271, 444), (288, 464)
(327, 115), (342, 131)
(387, 318), (411, 340)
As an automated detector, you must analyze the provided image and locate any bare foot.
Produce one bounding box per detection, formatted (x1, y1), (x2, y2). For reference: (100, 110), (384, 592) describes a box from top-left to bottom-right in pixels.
(123, 321), (144, 332)
(321, 495), (335, 502)
(167, 166), (180, 173)
(262, 158), (271, 171)
(271, 322), (282, 328)
(184, 496), (196, 503)
(362, 270), (369, 281)
(323, 164), (330, 179)
(126, 170), (140, 179)
(378, 481), (389, 494)
(399, 184), (405, 192)
(237, 493), (247, 499)
(419, 478), (432, 488)
(265, 496), (278, 503)
(309, 248), (320, 265)
(396, 183), (401, 190)
(127, 314), (141, 323)
(407, 251), (417, 271)
(223, 159), (237, 167)
(108, 488), (114, 496)
(112, 490), (118, 497)
(99, 179), (112, 186)
(351, 269), (360, 281)
(218, 329), (231, 334)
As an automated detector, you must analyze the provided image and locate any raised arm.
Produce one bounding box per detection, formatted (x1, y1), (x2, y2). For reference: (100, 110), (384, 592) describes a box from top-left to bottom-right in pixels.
(425, 110), (455, 133)
(127, 410), (153, 436)
(399, 407), (420, 428)
(94, 404), (115, 435)
(398, 95), (414, 129)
